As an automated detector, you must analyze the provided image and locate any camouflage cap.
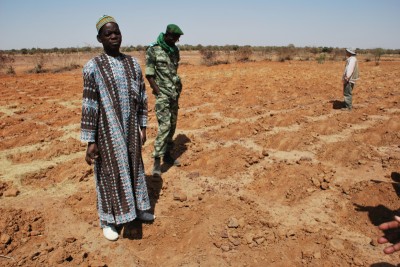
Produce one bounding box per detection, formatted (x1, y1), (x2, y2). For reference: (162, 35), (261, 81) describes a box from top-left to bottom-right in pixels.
(166, 24), (184, 35)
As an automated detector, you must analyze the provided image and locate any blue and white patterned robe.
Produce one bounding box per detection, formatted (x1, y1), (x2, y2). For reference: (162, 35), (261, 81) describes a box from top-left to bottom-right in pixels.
(81, 53), (150, 227)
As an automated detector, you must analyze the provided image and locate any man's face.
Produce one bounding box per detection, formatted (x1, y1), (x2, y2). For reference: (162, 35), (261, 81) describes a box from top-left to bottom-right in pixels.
(164, 32), (181, 46)
(97, 22), (122, 51)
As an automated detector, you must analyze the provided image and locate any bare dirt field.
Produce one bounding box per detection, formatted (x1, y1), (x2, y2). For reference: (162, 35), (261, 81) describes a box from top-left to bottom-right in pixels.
(0, 52), (399, 266)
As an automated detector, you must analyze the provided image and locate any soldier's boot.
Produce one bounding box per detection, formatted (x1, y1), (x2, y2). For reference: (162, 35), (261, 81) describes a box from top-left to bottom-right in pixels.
(152, 157), (161, 176)
(163, 151), (181, 167)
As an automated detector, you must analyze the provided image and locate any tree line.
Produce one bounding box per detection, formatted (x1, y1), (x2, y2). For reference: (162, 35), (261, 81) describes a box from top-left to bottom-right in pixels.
(1, 45), (399, 56)
(0, 45), (398, 74)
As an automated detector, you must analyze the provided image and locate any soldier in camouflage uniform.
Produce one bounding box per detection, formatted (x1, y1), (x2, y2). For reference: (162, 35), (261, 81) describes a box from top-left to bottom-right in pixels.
(145, 24), (184, 176)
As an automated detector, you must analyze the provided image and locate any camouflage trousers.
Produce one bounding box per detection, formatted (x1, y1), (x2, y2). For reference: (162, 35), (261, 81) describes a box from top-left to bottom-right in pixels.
(153, 94), (179, 158)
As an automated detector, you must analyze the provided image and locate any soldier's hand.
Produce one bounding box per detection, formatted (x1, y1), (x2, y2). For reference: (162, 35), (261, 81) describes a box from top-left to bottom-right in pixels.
(152, 87), (160, 96)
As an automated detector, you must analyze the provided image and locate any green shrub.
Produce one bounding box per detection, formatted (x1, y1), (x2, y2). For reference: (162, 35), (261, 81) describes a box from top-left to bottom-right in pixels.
(316, 53), (326, 64)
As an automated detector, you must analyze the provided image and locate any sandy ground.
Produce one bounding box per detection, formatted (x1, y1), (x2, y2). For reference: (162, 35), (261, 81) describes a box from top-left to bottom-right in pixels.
(0, 53), (400, 266)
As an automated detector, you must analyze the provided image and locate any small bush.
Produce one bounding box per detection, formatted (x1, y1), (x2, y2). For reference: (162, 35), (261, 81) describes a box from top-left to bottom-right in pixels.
(6, 66), (15, 75)
(29, 54), (47, 73)
(222, 50), (232, 63)
(284, 54), (293, 61)
(275, 45), (296, 62)
(373, 48), (384, 66)
(199, 49), (219, 66)
(234, 46), (253, 62)
(316, 53), (326, 64)
(52, 63), (81, 73)
(0, 52), (15, 73)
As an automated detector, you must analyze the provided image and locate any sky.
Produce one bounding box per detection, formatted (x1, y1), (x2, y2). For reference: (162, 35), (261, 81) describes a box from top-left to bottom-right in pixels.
(0, 0), (399, 50)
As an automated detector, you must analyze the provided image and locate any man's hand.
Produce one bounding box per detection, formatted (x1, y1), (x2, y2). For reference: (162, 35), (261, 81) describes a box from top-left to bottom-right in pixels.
(377, 215), (400, 254)
(85, 142), (99, 165)
(141, 128), (147, 145)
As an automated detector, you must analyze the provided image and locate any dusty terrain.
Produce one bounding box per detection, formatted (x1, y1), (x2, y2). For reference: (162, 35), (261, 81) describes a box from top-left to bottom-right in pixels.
(0, 52), (399, 266)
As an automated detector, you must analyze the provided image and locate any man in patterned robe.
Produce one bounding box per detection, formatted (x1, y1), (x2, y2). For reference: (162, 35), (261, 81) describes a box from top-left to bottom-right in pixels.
(81, 15), (154, 241)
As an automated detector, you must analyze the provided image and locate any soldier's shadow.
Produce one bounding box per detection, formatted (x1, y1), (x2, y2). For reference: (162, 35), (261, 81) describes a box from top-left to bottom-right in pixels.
(121, 174), (163, 240)
(161, 134), (191, 173)
(330, 99), (345, 109)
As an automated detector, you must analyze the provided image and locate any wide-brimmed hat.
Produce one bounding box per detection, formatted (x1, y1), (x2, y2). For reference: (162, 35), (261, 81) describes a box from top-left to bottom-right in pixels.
(346, 48), (356, 55)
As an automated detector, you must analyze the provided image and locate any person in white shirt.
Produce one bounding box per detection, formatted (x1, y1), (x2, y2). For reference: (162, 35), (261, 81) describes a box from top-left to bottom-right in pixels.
(342, 48), (359, 110)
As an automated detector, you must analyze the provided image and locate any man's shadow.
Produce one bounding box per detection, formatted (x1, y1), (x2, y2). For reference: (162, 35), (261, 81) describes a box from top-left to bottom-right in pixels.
(330, 99), (345, 109)
(161, 134), (191, 173)
(121, 174), (163, 240)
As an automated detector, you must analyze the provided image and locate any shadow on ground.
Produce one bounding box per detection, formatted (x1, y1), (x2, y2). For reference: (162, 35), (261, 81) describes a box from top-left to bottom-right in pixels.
(391, 172), (400, 197)
(161, 134), (191, 173)
(121, 174), (163, 240)
(330, 99), (345, 109)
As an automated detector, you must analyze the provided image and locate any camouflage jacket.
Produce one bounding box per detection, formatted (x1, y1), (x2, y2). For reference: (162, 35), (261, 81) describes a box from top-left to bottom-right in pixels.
(145, 43), (182, 99)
